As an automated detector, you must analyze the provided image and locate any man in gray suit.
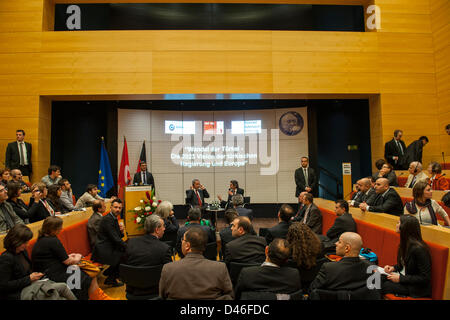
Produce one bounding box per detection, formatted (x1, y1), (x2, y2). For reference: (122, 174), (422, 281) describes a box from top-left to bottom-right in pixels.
(159, 226), (233, 300)
(87, 200), (105, 249)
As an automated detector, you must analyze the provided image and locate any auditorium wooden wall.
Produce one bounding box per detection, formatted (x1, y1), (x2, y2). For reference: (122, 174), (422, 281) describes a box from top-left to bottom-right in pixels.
(0, 0), (448, 182)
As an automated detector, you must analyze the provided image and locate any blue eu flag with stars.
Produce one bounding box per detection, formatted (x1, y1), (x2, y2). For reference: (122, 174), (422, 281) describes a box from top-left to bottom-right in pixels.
(98, 138), (114, 198)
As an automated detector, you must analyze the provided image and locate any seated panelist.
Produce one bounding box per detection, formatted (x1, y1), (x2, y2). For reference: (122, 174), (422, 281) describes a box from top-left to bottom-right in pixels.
(217, 180), (244, 209)
(185, 179), (209, 208)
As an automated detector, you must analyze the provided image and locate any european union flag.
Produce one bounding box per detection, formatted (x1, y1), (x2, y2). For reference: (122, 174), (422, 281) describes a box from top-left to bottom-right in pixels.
(98, 138), (114, 198)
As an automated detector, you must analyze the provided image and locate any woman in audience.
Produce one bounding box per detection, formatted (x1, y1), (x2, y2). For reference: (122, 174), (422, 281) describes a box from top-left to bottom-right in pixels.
(427, 162), (449, 191)
(46, 184), (65, 213)
(0, 168), (11, 187)
(0, 224), (44, 300)
(156, 200), (179, 240)
(6, 181), (31, 224)
(404, 180), (450, 226)
(286, 222), (326, 291)
(28, 183), (55, 223)
(381, 215), (432, 298)
(31, 216), (114, 300)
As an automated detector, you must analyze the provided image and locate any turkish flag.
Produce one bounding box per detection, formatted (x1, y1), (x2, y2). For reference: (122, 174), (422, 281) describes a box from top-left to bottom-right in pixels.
(118, 137), (131, 199)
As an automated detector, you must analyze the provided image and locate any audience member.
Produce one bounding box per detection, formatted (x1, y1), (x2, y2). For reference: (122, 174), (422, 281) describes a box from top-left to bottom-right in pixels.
(349, 178), (376, 207)
(286, 222), (326, 291)
(92, 199), (127, 287)
(405, 161), (428, 188)
(381, 215), (432, 298)
(46, 184), (64, 214)
(0, 169), (10, 187)
(404, 181), (450, 226)
(292, 191), (309, 221)
(58, 179), (75, 212)
(219, 208), (238, 259)
(384, 129), (407, 170)
(5, 129), (32, 177)
(132, 161), (155, 190)
(155, 200), (179, 242)
(87, 200), (106, 249)
(265, 204), (294, 244)
(176, 207), (215, 258)
(320, 200), (356, 250)
(28, 183), (55, 223)
(224, 216), (266, 265)
(75, 184), (110, 209)
(376, 163), (398, 187)
(309, 232), (376, 297)
(31, 216), (113, 300)
(442, 192), (450, 209)
(40, 165), (62, 188)
(10, 169), (30, 193)
(6, 181), (31, 223)
(125, 214), (172, 297)
(0, 183), (24, 233)
(234, 238), (301, 300)
(295, 156), (318, 197)
(231, 194), (253, 220)
(217, 180), (244, 209)
(296, 193), (322, 234)
(159, 226), (233, 300)
(359, 178), (403, 216)
(427, 162), (449, 191)
(0, 224), (44, 300)
(405, 136), (429, 165)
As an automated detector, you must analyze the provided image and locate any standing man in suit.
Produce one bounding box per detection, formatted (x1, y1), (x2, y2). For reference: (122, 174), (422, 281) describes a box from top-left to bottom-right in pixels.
(309, 232), (377, 298)
(224, 216), (266, 266)
(5, 130), (32, 178)
(217, 180), (244, 209)
(132, 162), (155, 191)
(186, 179), (209, 208)
(234, 238), (301, 300)
(92, 198), (127, 287)
(405, 161), (429, 188)
(297, 193), (322, 234)
(295, 156), (318, 197)
(159, 226), (233, 300)
(87, 200), (106, 250)
(384, 130), (407, 170)
(405, 136), (429, 165)
(265, 204), (294, 244)
(359, 178), (404, 216)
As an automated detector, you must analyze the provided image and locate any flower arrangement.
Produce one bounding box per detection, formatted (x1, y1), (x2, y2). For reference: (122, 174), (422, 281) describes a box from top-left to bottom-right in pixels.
(129, 189), (161, 229)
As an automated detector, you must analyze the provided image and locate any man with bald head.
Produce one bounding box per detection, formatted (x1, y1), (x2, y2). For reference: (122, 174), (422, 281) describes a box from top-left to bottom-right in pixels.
(309, 232), (374, 294)
(349, 178), (376, 208)
(359, 178), (403, 216)
(405, 161), (428, 188)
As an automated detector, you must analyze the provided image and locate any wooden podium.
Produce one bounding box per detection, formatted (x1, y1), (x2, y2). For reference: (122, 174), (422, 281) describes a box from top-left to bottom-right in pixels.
(124, 185), (153, 237)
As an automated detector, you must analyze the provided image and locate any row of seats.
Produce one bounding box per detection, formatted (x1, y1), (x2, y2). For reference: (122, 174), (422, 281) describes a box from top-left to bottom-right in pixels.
(319, 207), (449, 300)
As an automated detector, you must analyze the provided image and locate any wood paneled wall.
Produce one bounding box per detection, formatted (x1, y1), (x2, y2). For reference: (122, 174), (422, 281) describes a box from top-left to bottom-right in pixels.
(0, 0), (446, 181)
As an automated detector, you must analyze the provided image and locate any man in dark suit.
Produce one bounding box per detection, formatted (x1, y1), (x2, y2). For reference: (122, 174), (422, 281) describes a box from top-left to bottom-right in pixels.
(176, 207), (215, 258)
(185, 179), (209, 208)
(319, 200), (356, 251)
(265, 204), (294, 244)
(309, 232), (377, 298)
(296, 193), (322, 234)
(92, 199), (127, 287)
(159, 226), (233, 300)
(87, 200), (106, 249)
(384, 129), (407, 170)
(359, 178), (404, 216)
(5, 130), (32, 178)
(217, 180), (244, 209)
(219, 208), (238, 259)
(232, 194), (253, 220)
(132, 162), (155, 191)
(405, 136), (429, 165)
(125, 214), (173, 296)
(292, 191), (308, 222)
(225, 216), (266, 266)
(234, 238), (301, 300)
(295, 156), (318, 197)
(349, 178), (376, 208)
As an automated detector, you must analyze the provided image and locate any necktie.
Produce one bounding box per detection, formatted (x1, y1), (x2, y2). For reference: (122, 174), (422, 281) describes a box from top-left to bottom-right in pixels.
(410, 176), (417, 188)
(142, 172), (146, 185)
(397, 141), (403, 155)
(195, 190), (202, 207)
(19, 142), (25, 166)
(304, 168), (309, 187)
(302, 206), (310, 224)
